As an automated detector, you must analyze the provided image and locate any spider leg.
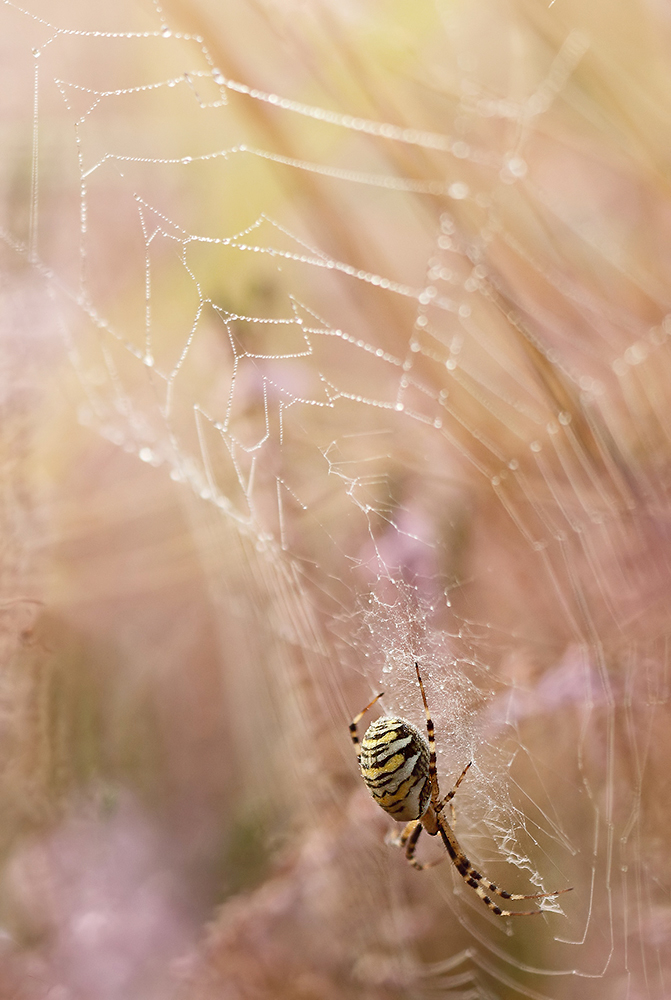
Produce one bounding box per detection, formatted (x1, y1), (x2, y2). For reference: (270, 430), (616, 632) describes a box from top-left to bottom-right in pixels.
(389, 819), (416, 848)
(437, 761), (472, 815)
(436, 812), (573, 917)
(394, 820), (446, 871)
(414, 662), (441, 807)
(349, 691), (384, 758)
(395, 820), (423, 869)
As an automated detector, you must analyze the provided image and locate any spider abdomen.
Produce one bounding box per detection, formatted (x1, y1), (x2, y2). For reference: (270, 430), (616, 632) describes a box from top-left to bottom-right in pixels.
(358, 716), (431, 822)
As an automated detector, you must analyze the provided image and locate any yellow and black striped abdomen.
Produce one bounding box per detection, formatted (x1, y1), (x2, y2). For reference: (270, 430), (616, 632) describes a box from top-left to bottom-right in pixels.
(359, 717), (431, 822)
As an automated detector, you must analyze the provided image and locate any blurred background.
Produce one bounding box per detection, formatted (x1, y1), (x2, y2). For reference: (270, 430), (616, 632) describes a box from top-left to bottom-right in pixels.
(1, 0), (671, 997)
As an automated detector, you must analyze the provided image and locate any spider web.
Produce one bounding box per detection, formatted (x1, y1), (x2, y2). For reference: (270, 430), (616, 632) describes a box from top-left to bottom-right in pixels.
(1, 1), (670, 998)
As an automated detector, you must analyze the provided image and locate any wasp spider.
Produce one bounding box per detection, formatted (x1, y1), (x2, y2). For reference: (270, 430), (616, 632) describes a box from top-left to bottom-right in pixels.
(349, 662), (572, 916)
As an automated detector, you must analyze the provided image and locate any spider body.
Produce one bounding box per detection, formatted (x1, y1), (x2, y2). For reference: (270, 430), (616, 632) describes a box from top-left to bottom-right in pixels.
(358, 716), (431, 822)
(350, 662), (572, 917)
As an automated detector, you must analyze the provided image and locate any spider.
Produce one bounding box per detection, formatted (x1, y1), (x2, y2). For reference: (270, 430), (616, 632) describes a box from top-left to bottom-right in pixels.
(349, 661), (572, 916)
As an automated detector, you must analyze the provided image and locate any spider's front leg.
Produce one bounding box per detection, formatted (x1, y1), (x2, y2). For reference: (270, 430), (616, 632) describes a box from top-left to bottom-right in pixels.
(349, 691), (384, 757)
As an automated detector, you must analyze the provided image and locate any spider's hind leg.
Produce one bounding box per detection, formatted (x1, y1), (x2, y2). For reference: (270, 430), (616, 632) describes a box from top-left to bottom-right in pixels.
(394, 820), (422, 867)
(391, 819), (447, 871)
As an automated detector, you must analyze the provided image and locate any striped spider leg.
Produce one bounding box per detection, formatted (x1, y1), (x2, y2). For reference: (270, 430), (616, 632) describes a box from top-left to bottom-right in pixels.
(350, 662), (573, 916)
(393, 760), (471, 869)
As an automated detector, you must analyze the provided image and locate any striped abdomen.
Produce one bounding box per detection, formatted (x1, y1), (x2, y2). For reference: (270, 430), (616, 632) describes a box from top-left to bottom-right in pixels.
(358, 716), (431, 822)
